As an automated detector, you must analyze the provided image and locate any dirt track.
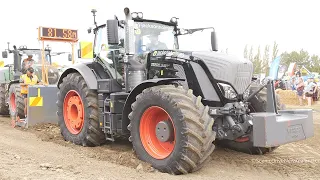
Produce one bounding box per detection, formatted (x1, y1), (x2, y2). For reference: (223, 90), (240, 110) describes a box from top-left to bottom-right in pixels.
(1, 104), (320, 180)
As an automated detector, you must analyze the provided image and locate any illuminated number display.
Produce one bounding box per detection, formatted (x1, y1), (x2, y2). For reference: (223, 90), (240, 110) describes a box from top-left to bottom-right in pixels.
(39, 27), (78, 42)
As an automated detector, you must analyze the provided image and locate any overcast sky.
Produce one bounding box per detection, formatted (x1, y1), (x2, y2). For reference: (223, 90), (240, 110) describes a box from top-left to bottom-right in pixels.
(0, 0), (319, 59)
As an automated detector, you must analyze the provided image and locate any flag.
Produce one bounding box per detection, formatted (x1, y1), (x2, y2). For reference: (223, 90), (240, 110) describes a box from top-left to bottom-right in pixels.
(268, 56), (281, 80)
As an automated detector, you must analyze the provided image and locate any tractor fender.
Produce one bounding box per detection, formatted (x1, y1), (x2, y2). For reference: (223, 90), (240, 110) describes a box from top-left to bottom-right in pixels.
(7, 80), (19, 92)
(57, 63), (98, 90)
(121, 78), (185, 134)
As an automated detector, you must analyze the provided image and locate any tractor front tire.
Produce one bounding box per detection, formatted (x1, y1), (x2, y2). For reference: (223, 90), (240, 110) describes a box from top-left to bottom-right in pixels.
(56, 72), (106, 147)
(8, 84), (25, 118)
(0, 84), (9, 115)
(128, 85), (216, 175)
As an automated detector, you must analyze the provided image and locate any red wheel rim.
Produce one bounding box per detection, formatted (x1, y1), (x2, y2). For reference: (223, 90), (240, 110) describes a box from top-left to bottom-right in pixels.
(10, 93), (16, 112)
(140, 106), (176, 159)
(235, 136), (250, 142)
(63, 90), (84, 135)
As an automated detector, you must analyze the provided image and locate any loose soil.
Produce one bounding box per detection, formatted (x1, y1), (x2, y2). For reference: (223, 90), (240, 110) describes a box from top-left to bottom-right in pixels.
(0, 103), (320, 179)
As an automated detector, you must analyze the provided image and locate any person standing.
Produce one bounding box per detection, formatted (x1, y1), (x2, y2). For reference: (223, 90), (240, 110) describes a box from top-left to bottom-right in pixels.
(304, 77), (317, 106)
(21, 55), (35, 74)
(296, 77), (305, 106)
(19, 67), (42, 117)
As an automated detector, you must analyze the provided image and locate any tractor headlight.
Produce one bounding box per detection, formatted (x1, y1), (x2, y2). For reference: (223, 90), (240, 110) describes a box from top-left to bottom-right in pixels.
(218, 83), (237, 99)
(170, 17), (178, 24)
(131, 12), (138, 18)
(132, 12), (143, 19)
(137, 12), (143, 19)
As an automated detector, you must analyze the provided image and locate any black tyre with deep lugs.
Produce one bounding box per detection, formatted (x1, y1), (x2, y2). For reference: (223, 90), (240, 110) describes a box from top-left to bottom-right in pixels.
(128, 85), (216, 175)
(56, 72), (106, 147)
(0, 84), (9, 115)
(8, 84), (25, 118)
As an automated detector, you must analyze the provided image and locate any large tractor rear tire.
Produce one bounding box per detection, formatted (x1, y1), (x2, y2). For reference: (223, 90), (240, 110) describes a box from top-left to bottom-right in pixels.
(0, 84), (9, 115)
(56, 72), (106, 146)
(8, 84), (25, 118)
(128, 85), (216, 175)
(216, 86), (282, 155)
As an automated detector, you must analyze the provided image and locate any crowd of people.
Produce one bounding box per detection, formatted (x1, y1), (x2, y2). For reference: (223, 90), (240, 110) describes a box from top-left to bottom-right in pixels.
(292, 75), (318, 106)
(272, 67), (319, 106)
(282, 69), (319, 106)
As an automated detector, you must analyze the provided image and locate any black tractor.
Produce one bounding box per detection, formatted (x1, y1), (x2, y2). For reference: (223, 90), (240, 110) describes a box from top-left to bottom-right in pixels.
(56, 8), (314, 175)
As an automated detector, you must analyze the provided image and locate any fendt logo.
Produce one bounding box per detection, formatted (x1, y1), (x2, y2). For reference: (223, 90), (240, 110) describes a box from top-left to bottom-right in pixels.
(152, 50), (174, 56)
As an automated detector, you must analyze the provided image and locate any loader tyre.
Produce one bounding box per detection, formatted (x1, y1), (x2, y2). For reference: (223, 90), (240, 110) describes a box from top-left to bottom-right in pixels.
(216, 87), (282, 155)
(57, 72), (106, 147)
(0, 84), (9, 115)
(8, 84), (25, 118)
(128, 85), (216, 175)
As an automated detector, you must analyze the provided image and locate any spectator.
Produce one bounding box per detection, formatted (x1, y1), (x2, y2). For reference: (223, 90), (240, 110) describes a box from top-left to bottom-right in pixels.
(290, 77), (296, 90)
(304, 77), (317, 106)
(295, 67), (301, 77)
(21, 55), (35, 74)
(296, 77), (304, 106)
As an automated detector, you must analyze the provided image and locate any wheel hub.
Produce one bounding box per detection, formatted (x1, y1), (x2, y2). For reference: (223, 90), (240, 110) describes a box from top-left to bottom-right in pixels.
(139, 106), (176, 159)
(67, 96), (83, 129)
(63, 90), (85, 135)
(155, 120), (174, 142)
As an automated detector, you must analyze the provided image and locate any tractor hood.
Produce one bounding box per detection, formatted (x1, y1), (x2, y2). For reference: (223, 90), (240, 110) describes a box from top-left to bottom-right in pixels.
(191, 51), (253, 94)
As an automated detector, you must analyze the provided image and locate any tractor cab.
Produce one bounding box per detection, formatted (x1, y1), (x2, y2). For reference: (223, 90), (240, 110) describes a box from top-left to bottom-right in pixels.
(89, 8), (217, 92)
(1, 45), (63, 85)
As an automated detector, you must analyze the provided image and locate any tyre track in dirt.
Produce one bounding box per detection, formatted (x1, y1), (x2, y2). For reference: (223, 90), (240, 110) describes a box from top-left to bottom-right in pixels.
(1, 108), (320, 179)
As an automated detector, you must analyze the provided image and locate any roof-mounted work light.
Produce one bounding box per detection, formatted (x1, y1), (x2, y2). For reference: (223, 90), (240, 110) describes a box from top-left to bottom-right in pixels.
(131, 12), (143, 19)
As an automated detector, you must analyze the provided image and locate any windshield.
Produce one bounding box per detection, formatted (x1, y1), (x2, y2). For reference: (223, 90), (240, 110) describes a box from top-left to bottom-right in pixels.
(133, 21), (176, 54)
(20, 50), (51, 65)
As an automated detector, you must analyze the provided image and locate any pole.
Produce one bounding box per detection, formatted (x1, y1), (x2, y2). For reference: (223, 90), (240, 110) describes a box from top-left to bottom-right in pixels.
(71, 43), (75, 64)
(41, 41), (48, 85)
(41, 41), (45, 84)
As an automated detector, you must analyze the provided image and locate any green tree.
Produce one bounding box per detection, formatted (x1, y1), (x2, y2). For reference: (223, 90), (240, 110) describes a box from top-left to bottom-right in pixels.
(309, 55), (320, 72)
(281, 49), (309, 67)
(262, 45), (270, 74)
(249, 45), (253, 61)
(243, 45), (248, 59)
(252, 46), (262, 73)
(272, 41), (279, 60)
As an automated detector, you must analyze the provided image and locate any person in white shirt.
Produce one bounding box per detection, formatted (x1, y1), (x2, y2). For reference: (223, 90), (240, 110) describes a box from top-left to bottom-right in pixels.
(304, 77), (317, 106)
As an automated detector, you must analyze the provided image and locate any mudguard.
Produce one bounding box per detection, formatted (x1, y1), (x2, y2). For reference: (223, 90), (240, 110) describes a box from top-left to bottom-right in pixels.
(121, 78), (185, 134)
(57, 63), (98, 90)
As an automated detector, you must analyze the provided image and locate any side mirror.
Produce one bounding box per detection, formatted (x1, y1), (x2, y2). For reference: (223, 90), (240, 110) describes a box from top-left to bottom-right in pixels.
(2, 51), (8, 58)
(68, 54), (72, 61)
(107, 20), (119, 45)
(211, 31), (218, 51)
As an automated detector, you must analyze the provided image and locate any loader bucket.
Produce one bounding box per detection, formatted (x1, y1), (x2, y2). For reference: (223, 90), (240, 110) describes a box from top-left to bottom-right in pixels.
(12, 85), (59, 128)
